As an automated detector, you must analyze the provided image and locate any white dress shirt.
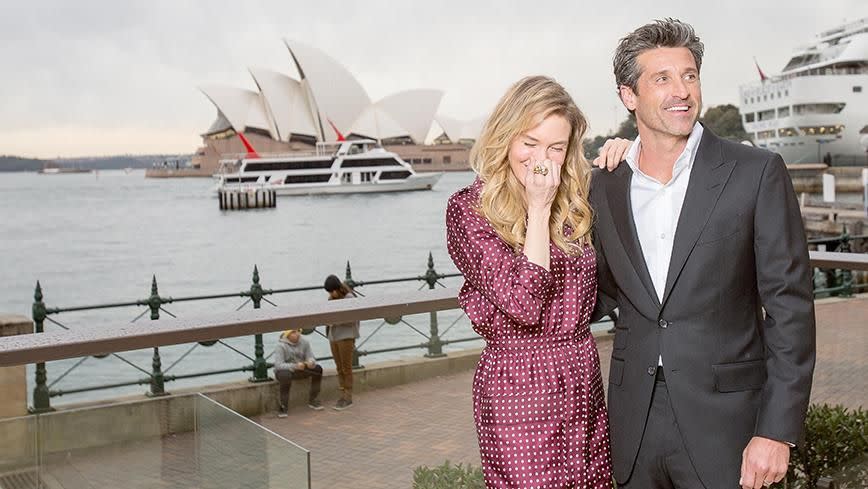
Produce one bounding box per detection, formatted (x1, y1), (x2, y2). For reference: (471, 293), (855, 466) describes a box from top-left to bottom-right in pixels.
(624, 122), (704, 366)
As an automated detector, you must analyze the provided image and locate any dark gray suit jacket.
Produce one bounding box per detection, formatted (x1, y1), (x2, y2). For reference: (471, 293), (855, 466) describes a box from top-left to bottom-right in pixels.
(590, 128), (816, 488)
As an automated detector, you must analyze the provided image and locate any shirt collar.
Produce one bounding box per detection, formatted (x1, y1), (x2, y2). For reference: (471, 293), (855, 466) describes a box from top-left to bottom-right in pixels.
(625, 122), (704, 175)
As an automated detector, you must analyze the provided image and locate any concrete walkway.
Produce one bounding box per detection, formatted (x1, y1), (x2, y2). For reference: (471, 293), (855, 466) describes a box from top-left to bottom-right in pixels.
(18, 295), (867, 489)
(255, 294), (868, 489)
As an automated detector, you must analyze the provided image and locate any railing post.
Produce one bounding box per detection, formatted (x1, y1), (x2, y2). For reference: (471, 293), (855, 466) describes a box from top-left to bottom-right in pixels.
(839, 228), (853, 297)
(344, 260), (357, 290)
(424, 253), (446, 358)
(249, 265), (270, 383)
(30, 281), (53, 413)
(345, 261), (364, 369)
(147, 276), (167, 396)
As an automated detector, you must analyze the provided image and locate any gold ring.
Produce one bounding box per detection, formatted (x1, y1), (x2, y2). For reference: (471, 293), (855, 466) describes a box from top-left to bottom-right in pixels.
(532, 165), (549, 176)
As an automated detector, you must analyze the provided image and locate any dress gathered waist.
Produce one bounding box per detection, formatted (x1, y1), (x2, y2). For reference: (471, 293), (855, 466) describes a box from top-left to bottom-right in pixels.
(486, 331), (591, 350)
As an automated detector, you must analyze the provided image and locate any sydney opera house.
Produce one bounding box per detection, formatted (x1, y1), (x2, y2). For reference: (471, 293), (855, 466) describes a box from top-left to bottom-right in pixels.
(169, 39), (481, 177)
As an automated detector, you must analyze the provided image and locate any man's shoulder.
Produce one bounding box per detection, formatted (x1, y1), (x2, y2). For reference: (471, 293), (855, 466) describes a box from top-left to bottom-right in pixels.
(704, 130), (777, 166)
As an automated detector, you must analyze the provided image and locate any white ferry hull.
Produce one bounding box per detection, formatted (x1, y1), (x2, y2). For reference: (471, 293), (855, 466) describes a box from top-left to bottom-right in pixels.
(218, 172), (443, 196)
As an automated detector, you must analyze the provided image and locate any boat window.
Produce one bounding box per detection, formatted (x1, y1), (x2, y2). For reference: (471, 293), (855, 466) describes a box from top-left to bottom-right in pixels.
(778, 127), (798, 137)
(757, 130), (776, 140)
(443, 156), (452, 164)
(245, 160), (333, 171)
(777, 107), (790, 118)
(792, 103), (845, 115)
(854, 86), (862, 93)
(224, 176), (260, 183)
(799, 125), (845, 136)
(744, 113), (756, 123)
(758, 109), (775, 121)
(341, 158), (401, 168)
(283, 174), (332, 184)
(380, 170), (412, 180)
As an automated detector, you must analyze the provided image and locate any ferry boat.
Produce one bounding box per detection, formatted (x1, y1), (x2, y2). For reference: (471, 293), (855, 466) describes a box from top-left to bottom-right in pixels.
(215, 137), (442, 196)
(739, 17), (868, 165)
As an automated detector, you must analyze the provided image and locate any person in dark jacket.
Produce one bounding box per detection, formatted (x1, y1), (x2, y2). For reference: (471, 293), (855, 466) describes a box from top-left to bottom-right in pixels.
(324, 274), (360, 411)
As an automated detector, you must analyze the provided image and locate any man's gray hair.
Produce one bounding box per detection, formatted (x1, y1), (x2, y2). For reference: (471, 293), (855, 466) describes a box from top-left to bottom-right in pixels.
(613, 18), (704, 94)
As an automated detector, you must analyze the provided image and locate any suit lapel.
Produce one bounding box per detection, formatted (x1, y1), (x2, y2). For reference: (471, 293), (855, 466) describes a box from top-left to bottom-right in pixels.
(661, 129), (736, 307)
(606, 164), (662, 310)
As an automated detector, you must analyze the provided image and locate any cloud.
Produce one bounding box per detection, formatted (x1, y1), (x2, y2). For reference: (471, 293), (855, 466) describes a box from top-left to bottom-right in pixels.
(0, 0), (862, 157)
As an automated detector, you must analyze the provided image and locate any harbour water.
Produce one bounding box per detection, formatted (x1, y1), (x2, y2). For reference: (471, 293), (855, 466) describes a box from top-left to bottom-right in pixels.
(0, 170), (481, 405)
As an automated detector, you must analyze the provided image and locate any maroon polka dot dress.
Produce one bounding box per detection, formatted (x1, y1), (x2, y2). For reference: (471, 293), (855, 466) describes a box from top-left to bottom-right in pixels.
(446, 179), (612, 488)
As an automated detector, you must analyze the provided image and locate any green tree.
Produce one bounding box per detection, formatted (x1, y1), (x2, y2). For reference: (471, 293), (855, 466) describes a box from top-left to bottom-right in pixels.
(701, 104), (750, 142)
(583, 113), (637, 161)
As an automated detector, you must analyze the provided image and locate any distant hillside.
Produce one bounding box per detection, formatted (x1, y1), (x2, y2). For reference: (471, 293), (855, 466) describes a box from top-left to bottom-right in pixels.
(0, 156), (53, 172)
(56, 155), (191, 170)
(0, 154), (192, 172)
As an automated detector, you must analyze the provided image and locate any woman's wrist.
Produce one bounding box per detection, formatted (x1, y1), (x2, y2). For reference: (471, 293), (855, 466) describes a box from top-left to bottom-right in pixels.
(527, 206), (551, 221)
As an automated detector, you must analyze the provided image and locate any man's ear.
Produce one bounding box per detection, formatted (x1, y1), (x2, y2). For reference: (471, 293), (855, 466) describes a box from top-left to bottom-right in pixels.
(618, 85), (637, 112)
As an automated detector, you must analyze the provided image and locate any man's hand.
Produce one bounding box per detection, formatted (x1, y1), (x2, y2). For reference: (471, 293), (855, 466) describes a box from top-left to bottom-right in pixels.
(740, 436), (790, 489)
(296, 362), (306, 370)
(306, 360), (316, 369)
(592, 137), (632, 171)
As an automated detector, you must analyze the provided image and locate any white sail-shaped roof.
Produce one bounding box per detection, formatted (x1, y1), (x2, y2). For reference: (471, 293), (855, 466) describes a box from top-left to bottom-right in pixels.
(284, 39), (371, 141)
(199, 85), (277, 138)
(375, 90), (443, 143)
(435, 115), (485, 142)
(248, 68), (319, 141)
(348, 105), (408, 140)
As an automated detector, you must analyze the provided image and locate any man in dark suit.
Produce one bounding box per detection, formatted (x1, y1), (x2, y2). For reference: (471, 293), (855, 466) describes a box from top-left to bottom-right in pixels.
(591, 19), (816, 489)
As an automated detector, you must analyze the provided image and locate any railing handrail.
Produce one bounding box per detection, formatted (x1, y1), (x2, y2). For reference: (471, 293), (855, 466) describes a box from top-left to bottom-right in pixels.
(2, 251), (865, 368)
(809, 251), (868, 271)
(1, 288), (459, 368)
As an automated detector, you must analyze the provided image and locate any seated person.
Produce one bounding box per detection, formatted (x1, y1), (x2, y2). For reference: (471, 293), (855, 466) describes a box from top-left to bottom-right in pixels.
(273, 328), (323, 417)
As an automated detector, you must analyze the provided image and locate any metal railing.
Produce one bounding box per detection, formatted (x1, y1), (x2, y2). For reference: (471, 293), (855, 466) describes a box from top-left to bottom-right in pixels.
(7, 250), (867, 413)
(22, 253), (469, 412)
(808, 231), (868, 296)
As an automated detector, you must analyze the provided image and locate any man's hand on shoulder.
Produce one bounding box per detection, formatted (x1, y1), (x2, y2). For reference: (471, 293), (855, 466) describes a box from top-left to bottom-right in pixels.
(739, 436), (790, 489)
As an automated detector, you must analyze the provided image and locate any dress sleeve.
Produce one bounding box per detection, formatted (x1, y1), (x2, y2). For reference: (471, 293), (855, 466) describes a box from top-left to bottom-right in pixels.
(446, 193), (554, 327)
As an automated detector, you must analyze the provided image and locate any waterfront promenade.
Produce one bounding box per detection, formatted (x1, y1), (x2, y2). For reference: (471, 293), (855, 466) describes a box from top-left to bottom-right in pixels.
(254, 294), (867, 489)
(16, 294), (868, 489)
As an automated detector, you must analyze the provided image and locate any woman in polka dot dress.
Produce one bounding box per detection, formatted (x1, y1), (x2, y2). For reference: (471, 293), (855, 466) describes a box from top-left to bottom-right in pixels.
(447, 76), (619, 488)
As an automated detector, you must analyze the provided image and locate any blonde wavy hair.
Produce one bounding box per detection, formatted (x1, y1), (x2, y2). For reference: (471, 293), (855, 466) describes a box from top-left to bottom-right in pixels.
(470, 76), (593, 255)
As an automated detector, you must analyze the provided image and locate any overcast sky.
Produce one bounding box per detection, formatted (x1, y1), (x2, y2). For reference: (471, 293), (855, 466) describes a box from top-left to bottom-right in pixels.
(1, 1), (864, 158)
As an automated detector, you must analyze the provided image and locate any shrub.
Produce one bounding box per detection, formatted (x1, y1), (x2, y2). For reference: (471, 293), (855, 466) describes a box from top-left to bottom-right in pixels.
(776, 404), (867, 488)
(412, 460), (484, 489)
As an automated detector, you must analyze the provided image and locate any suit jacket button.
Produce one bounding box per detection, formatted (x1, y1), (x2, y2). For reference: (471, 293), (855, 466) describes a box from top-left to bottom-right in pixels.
(658, 319), (669, 328)
(647, 366), (656, 376)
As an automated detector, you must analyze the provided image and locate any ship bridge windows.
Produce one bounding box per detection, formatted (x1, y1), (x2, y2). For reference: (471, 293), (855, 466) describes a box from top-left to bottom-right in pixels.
(793, 103), (845, 115)
(744, 113), (756, 123)
(758, 109), (776, 121)
(799, 125), (844, 136)
(854, 86), (862, 93)
(757, 130), (776, 140)
(777, 107), (790, 118)
(778, 127), (798, 137)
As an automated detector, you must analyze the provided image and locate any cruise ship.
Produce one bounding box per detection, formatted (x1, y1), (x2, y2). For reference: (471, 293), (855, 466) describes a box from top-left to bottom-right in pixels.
(739, 17), (867, 165)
